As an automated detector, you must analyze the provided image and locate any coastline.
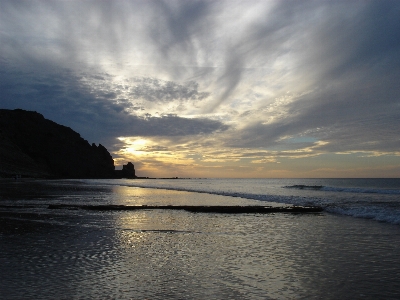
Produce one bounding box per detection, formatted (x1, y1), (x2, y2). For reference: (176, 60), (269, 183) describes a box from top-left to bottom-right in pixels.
(1, 179), (400, 299)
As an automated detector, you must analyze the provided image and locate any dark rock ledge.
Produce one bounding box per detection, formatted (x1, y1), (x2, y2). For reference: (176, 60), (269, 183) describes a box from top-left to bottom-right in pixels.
(48, 204), (323, 214)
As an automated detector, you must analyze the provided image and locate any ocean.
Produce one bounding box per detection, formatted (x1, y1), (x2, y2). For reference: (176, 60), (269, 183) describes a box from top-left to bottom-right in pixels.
(1, 178), (400, 299)
(104, 178), (400, 224)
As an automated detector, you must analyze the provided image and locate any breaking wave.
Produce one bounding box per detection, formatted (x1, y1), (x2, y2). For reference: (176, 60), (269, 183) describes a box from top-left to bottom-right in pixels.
(284, 185), (400, 195)
(82, 179), (400, 225)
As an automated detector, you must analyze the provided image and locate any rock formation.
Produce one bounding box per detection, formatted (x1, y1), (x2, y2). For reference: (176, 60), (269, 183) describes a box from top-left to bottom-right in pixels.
(122, 162), (136, 178)
(0, 109), (116, 178)
(115, 162), (136, 179)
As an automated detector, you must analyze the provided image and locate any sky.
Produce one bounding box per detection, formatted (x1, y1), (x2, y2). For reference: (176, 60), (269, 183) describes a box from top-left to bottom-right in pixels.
(1, 0), (400, 178)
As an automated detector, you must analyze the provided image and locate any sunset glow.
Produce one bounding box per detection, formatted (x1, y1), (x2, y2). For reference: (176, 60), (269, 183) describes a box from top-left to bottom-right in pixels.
(1, 0), (400, 178)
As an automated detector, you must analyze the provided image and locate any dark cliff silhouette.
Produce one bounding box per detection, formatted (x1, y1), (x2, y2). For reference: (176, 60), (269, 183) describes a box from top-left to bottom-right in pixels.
(0, 109), (117, 178)
(114, 162), (136, 179)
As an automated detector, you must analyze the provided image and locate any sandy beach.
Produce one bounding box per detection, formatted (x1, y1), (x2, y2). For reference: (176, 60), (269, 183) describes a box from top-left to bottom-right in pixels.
(1, 179), (400, 299)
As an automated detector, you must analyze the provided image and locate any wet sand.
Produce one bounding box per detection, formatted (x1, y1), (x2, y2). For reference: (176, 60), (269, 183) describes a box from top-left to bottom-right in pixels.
(1, 180), (400, 299)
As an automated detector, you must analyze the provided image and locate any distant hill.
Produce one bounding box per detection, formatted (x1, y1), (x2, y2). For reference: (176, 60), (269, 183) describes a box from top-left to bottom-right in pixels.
(0, 109), (116, 178)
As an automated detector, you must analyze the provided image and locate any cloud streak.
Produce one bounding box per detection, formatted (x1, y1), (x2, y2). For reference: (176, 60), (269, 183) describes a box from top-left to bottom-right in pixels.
(130, 78), (209, 103)
(1, 0), (400, 177)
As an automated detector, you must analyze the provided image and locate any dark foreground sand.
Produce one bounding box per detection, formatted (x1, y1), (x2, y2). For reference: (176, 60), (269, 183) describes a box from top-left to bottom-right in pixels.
(1, 180), (400, 299)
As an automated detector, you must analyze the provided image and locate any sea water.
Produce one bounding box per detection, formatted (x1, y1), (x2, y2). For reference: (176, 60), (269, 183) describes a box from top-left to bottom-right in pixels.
(1, 178), (400, 299)
(87, 178), (400, 224)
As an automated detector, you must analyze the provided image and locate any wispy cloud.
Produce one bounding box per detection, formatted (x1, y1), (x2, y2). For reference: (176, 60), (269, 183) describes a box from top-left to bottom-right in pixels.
(130, 78), (210, 103)
(1, 0), (400, 177)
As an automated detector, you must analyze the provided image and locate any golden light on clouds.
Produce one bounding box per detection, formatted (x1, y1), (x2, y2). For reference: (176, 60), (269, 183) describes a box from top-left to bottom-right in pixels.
(115, 136), (199, 177)
(2, 1), (400, 178)
(113, 135), (400, 178)
(117, 137), (148, 155)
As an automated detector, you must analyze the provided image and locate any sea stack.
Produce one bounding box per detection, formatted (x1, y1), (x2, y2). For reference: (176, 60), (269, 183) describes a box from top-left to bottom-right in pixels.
(115, 162), (136, 179)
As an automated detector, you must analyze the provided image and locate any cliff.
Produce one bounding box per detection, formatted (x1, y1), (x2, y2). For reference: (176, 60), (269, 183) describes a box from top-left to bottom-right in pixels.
(115, 162), (136, 179)
(0, 109), (115, 178)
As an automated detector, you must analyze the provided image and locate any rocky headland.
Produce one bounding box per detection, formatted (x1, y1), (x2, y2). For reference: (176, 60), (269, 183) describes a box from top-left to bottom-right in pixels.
(0, 108), (126, 179)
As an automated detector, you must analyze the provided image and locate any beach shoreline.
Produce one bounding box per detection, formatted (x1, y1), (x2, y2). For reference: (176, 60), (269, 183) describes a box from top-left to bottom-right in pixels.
(1, 179), (400, 299)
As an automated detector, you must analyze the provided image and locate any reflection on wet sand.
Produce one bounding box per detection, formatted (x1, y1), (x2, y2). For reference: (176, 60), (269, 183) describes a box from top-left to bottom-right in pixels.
(1, 180), (400, 299)
(109, 184), (260, 206)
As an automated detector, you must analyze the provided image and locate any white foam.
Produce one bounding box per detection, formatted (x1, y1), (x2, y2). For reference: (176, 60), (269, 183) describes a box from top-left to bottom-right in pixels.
(321, 186), (400, 195)
(81, 179), (400, 225)
(284, 184), (400, 195)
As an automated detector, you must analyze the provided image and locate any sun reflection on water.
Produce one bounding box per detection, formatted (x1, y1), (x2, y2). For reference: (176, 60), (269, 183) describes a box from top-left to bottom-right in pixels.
(109, 183), (259, 206)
